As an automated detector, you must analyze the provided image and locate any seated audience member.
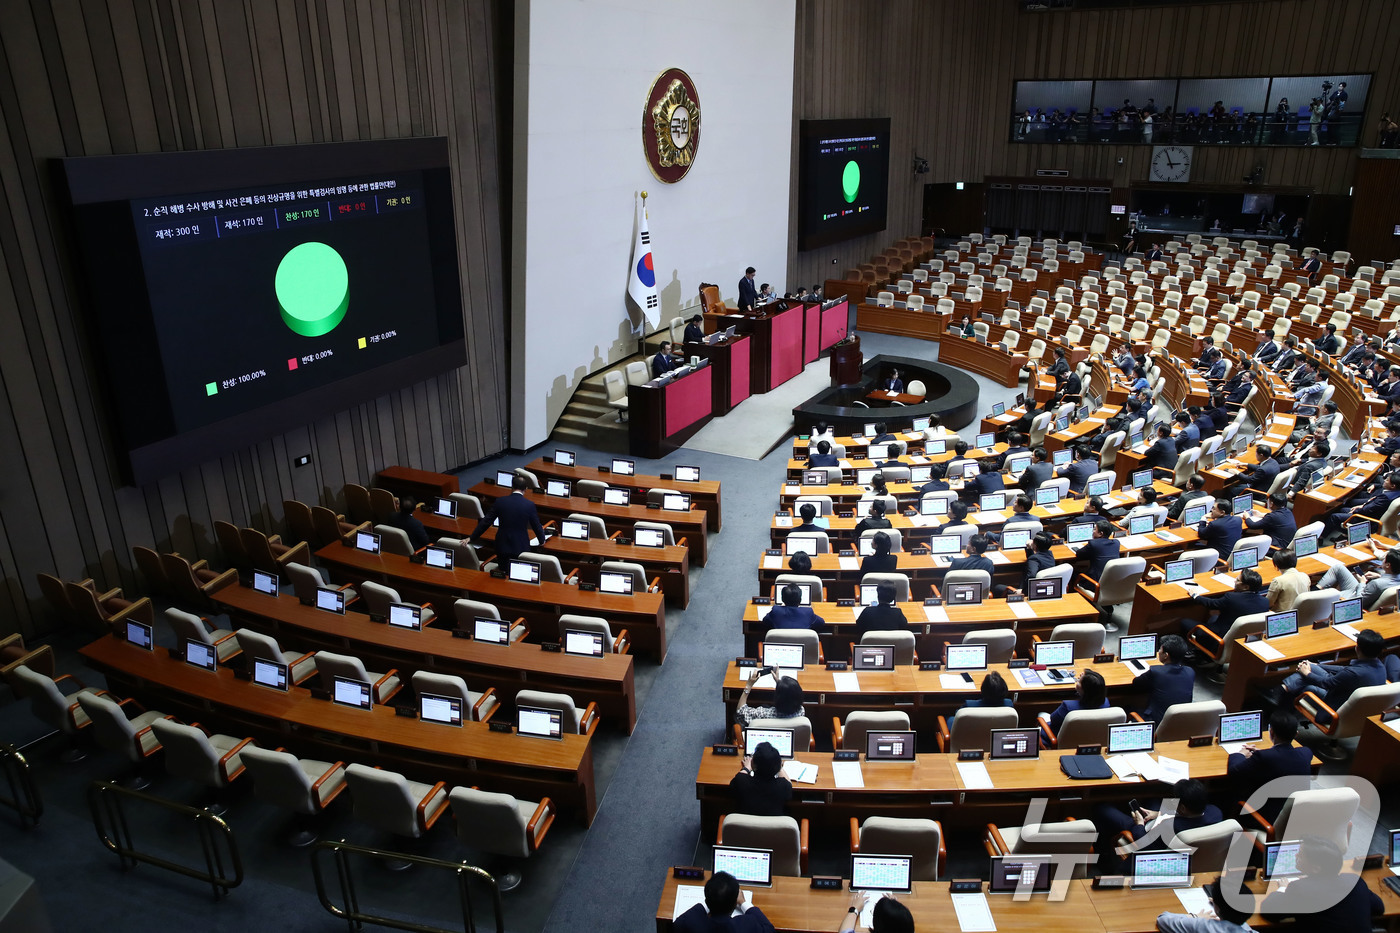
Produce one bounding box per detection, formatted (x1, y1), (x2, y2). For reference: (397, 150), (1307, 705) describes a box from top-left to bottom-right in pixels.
(1069, 496), (1106, 525)
(854, 583), (908, 636)
(806, 440), (839, 467)
(1226, 709), (1311, 823)
(871, 422), (897, 444)
(1287, 439), (1330, 495)
(917, 462), (951, 496)
(1058, 443), (1099, 495)
(1207, 393), (1231, 431)
(1222, 443), (1278, 496)
(1267, 548), (1310, 612)
(734, 673), (804, 727)
(790, 503), (822, 535)
(1017, 447), (1053, 493)
(1145, 425), (1178, 471)
(941, 500), (974, 533)
(951, 670), (1014, 725)
(765, 583), (826, 632)
(651, 340), (680, 378)
(1260, 836), (1384, 932)
(728, 741), (793, 817)
(787, 551), (813, 574)
(1046, 668), (1110, 735)
(1244, 492), (1296, 550)
(860, 532), (898, 574)
(947, 440), (974, 474)
(970, 459), (1005, 498)
(1002, 494), (1040, 529)
(1173, 411), (1201, 453)
(1014, 532), (1057, 593)
(1123, 487), (1162, 524)
(1196, 498), (1242, 557)
(1133, 634), (1195, 721)
(1188, 569), (1267, 637)
(1093, 778), (1222, 873)
(853, 499), (892, 538)
(1322, 470), (1400, 540)
(673, 871), (773, 933)
(1274, 627), (1388, 721)
(996, 432), (1028, 469)
(389, 496), (430, 551)
(839, 895), (913, 933)
(1079, 520), (1121, 583)
(1166, 473), (1209, 521)
(948, 533), (994, 575)
(682, 314), (705, 344)
(1155, 876), (1254, 932)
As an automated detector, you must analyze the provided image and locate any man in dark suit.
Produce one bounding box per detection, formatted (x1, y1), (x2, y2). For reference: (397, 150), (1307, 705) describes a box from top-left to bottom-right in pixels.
(469, 474), (546, 564)
(806, 440), (839, 467)
(948, 533), (995, 576)
(1166, 473), (1210, 521)
(682, 314), (705, 344)
(1017, 447), (1054, 494)
(1253, 335), (1282, 364)
(1278, 628), (1389, 723)
(1226, 371), (1255, 405)
(1225, 443), (1278, 496)
(854, 582), (910, 636)
(1132, 634), (1195, 721)
(788, 503), (823, 536)
(651, 340), (680, 378)
(1079, 520), (1121, 583)
(1194, 337), (1216, 371)
(765, 583), (826, 633)
(1300, 249), (1322, 284)
(969, 460), (1005, 498)
(1060, 369), (1083, 400)
(1204, 350), (1228, 382)
(737, 266), (758, 311)
(1325, 472), (1400, 540)
(1226, 710), (1312, 822)
(996, 434), (1028, 470)
(673, 872), (774, 933)
(1173, 411), (1201, 453)
(1190, 404), (1216, 441)
(1287, 439), (1330, 495)
(1057, 443), (1098, 495)
(918, 462), (952, 496)
(882, 370), (904, 393)
(1145, 425), (1178, 471)
(1189, 568), (1268, 637)
(871, 422), (897, 444)
(389, 496), (431, 551)
(1245, 492), (1297, 550)
(1145, 243), (1163, 263)
(1380, 369), (1400, 402)
(1311, 322), (1340, 356)
(1271, 336), (1300, 373)
(1047, 347), (1070, 378)
(1196, 497), (1243, 557)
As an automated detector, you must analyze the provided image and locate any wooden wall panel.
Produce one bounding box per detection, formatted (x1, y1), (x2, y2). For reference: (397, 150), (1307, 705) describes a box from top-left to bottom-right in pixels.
(790, 0), (1400, 287)
(0, 0), (509, 638)
(1348, 158), (1400, 268)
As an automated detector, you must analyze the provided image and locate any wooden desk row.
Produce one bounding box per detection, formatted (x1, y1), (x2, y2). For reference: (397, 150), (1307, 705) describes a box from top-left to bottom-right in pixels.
(311, 543), (670, 661)
(80, 634), (600, 824)
(211, 579), (638, 733)
(521, 455), (723, 532)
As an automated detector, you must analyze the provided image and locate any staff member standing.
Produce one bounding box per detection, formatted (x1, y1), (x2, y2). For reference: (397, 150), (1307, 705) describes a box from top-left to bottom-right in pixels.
(469, 474), (546, 565)
(738, 266), (758, 311)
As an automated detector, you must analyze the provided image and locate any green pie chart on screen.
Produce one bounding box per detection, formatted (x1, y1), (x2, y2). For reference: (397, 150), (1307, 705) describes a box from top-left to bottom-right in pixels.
(276, 242), (349, 338)
(842, 160), (861, 203)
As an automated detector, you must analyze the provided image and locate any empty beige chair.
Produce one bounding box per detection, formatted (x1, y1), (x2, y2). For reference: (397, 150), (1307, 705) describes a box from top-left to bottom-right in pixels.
(763, 629), (822, 666)
(1153, 700), (1227, 743)
(1039, 707), (1126, 749)
(1296, 682), (1400, 759)
(234, 629), (317, 684)
(76, 691), (171, 787)
(1179, 548), (1220, 575)
(1075, 556), (1145, 632)
(498, 551), (569, 584)
(358, 581), (435, 625)
(961, 628), (1016, 664)
(575, 478), (609, 500)
(559, 613), (629, 655)
(833, 710), (910, 751)
(1244, 787), (1359, 851)
(1189, 612), (1267, 670)
(448, 492), (486, 521)
(515, 689), (598, 735)
(285, 561), (358, 608)
(1292, 588), (1339, 629)
(604, 371), (628, 420)
(1041, 622), (1105, 659)
(850, 817), (944, 881)
(239, 745), (347, 846)
(937, 706), (1017, 753)
(624, 360), (649, 386)
(449, 786), (556, 891)
(985, 819), (1097, 877)
(148, 719), (251, 812)
(372, 524), (415, 558)
(10, 663), (99, 761)
(314, 650), (402, 705)
(452, 598), (528, 644)
(718, 814), (808, 876)
(1173, 819), (1243, 873)
(344, 763), (449, 854)
(858, 630), (916, 665)
(165, 607), (240, 662)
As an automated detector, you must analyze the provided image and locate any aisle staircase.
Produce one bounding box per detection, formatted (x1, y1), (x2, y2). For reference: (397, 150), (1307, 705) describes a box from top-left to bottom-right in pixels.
(549, 369), (630, 455)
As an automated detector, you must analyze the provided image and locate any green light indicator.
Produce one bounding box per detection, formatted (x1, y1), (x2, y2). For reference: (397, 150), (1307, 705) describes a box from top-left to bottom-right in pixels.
(205, 382), (218, 396)
(276, 242), (349, 338)
(842, 160), (861, 203)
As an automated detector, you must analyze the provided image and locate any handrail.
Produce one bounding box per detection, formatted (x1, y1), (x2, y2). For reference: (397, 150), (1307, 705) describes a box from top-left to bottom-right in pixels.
(87, 781), (242, 898)
(0, 744), (42, 828)
(310, 839), (504, 933)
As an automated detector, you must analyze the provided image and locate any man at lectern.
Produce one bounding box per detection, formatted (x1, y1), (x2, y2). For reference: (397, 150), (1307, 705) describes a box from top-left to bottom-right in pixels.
(737, 266), (758, 311)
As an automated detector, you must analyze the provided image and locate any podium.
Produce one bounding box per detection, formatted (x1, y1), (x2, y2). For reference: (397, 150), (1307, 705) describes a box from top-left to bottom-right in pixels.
(830, 336), (862, 386)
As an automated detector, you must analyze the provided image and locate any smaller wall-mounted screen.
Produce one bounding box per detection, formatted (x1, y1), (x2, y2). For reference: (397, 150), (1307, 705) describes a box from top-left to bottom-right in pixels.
(798, 118), (891, 251)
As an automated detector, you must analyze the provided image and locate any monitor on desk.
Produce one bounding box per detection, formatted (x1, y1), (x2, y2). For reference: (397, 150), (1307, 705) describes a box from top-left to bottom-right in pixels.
(927, 536), (962, 556)
(354, 530), (381, 554)
(858, 584), (882, 607)
(663, 493), (691, 511)
(850, 855), (913, 894)
(611, 458), (635, 476)
(863, 423), (877, 437)
(507, 560), (542, 585)
(1066, 522), (1094, 545)
(1052, 449), (1072, 467)
(945, 643), (988, 672)
(991, 402), (1006, 417)
(1033, 639), (1074, 671)
(859, 537), (876, 556)
(518, 704), (564, 740)
(432, 497), (457, 519)
(1132, 469), (1154, 489)
(990, 856), (1052, 892)
(1233, 493), (1256, 517)
(1333, 596), (1363, 626)
(332, 676), (373, 710)
(252, 570), (279, 596)
(760, 642), (806, 672)
(1181, 502), (1209, 526)
(252, 657), (288, 691)
(980, 492), (1006, 512)
(1055, 414), (1071, 433)
(786, 535), (819, 556)
(599, 571), (635, 595)
(853, 644), (897, 670)
(1346, 521), (1370, 546)
(315, 586), (346, 614)
(675, 465), (701, 483)
(1085, 477), (1112, 498)
(744, 727), (794, 759)
(989, 729), (1040, 762)
(183, 639), (216, 671)
(1129, 431), (1144, 449)
(1230, 547), (1259, 572)
(1264, 840), (1304, 880)
(635, 528), (666, 548)
(865, 730), (916, 762)
(423, 545), (454, 570)
(909, 466), (932, 484)
(856, 468), (878, 485)
(1164, 558), (1194, 584)
(545, 478), (571, 498)
(419, 692), (463, 727)
(961, 462), (980, 480)
(1265, 610), (1298, 639)
(792, 583), (815, 605)
(868, 443), (890, 460)
(802, 470), (827, 486)
(947, 581), (984, 605)
(1077, 405), (1090, 422)
(1036, 486), (1062, 507)
(920, 497), (949, 516)
(1390, 828), (1400, 867)
(926, 439), (946, 455)
(473, 618), (510, 645)
(912, 417), (930, 433)
(976, 432), (995, 449)
(1006, 454), (1032, 474)
(387, 603), (423, 630)
(1293, 535), (1319, 558)
(1029, 576), (1063, 600)
(494, 469), (515, 487)
(560, 519), (590, 541)
(1218, 710), (1263, 745)
(713, 846), (773, 888)
(1131, 850), (1191, 889)
(1001, 528), (1032, 551)
(1128, 514), (1155, 535)
(1108, 720), (1156, 754)
(1120, 633), (1158, 664)
(603, 487), (631, 507)
(1016, 392), (1025, 406)
(553, 449), (576, 467)
(564, 630), (605, 657)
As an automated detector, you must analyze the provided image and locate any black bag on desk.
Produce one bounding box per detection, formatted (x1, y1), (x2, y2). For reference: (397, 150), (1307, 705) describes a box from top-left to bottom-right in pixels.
(1060, 754), (1113, 780)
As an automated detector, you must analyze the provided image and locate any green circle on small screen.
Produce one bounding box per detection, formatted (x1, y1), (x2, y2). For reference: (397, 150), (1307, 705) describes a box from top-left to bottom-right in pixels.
(276, 242), (349, 338)
(842, 160), (861, 203)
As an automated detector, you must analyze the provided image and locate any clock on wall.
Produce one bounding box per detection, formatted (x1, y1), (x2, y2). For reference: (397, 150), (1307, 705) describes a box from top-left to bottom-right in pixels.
(1149, 146), (1193, 182)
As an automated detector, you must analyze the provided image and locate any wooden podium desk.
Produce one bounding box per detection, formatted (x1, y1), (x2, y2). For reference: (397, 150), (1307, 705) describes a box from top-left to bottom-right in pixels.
(713, 302), (806, 393)
(80, 634), (599, 824)
(628, 364), (715, 459)
(210, 579), (637, 732)
(690, 334), (752, 416)
(311, 543), (669, 662)
(718, 659), (1155, 739)
(521, 455), (722, 532)
(1351, 714), (1400, 791)
(938, 338), (1030, 388)
(462, 481), (709, 566)
(854, 302), (946, 341)
(865, 388), (927, 407)
(741, 595), (1099, 659)
(1292, 448), (1389, 528)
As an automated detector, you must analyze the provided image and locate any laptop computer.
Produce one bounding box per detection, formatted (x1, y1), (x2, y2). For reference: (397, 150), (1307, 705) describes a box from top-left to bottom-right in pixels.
(1127, 514), (1155, 535)
(786, 535), (819, 555)
(744, 727), (794, 759)
(927, 536), (961, 556)
(494, 470), (515, 486)
(1119, 634), (1158, 673)
(662, 493), (690, 511)
(1132, 469), (1154, 489)
(545, 478), (571, 498)
(920, 497), (949, 516)
(946, 582), (983, 605)
(1036, 487), (1062, 507)
(713, 846), (773, 888)
(976, 432), (995, 449)
(1001, 527), (1032, 550)
(1181, 502), (1209, 525)
(1052, 449), (1073, 467)
(1230, 547), (1259, 572)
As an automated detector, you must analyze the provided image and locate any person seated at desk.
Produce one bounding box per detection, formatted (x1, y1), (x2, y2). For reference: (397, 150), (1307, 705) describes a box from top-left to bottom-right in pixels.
(1130, 365), (1151, 395)
(1267, 548), (1311, 612)
(918, 462), (951, 496)
(1190, 404), (1217, 441)
(787, 551), (814, 575)
(806, 440), (839, 468)
(1225, 710), (1311, 824)
(970, 459), (1005, 499)
(953, 314), (976, 338)
(651, 340), (681, 378)
(1254, 333), (1283, 364)
(789, 503), (823, 537)
(1321, 470), (1400, 541)
(1167, 473), (1210, 521)
(1173, 410), (1201, 453)
(1286, 439), (1330, 497)
(1104, 397), (1143, 435)
(1113, 347), (1138, 377)
(1134, 634), (1195, 721)
(1259, 836), (1384, 933)
(683, 314), (705, 344)
(1375, 420), (1400, 457)
(1194, 336), (1217, 371)
(950, 670), (1014, 725)
(1124, 487), (1162, 524)
(728, 741), (792, 818)
(758, 283), (777, 304)
(947, 533), (994, 575)
(946, 440), (974, 474)
(1144, 425), (1179, 472)
(1187, 568), (1267, 638)
(1079, 520), (1122, 583)
(1270, 336), (1301, 373)
(881, 368), (905, 394)
(734, 672), (804, 727)
(1244, 492), (1295, 550)
(1002, 493), (1039, 530)
(673, 871), (773, 933)
(1047, 346), (1070, 378)
(1058, 368), (1083, 402)
(766, 583), (826, 633)
(1202, 349), (1228, 383)
(1155, 875), (1254, 932)
(1045, 668), (1110, 735)
(854, 583), (909, 636)
(1273, 627), (1388, 722)
(1004, 532), (1056, 596)
(1221, 443), (1278, 496)
(1225, 370), (1255, 406)
(860, 532), (898, 574)
(390, 495), (430, 551)
(871, 422), (897, 444)
(1308, 399), (1340, 438)
(1292, 375), (1328, 414)
(839, 895), (913, 933)
(1198, 499), (1241, 560)
(1058, 443), (1099, 495)
(1309, 321), (1340, 356)
(853, 499), (892, 539)
(996, 433), (1028, 469)
(1093, 778), (1223, 874)
(942, 500), (974, 536)
(1016, 447), (1053, 493)
(1069, 496), (1106, 526)
(737, 266), (758, 312)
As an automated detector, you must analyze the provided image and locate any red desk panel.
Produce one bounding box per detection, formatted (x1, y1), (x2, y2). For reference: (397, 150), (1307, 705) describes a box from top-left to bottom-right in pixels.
(664, 365), (713, 436)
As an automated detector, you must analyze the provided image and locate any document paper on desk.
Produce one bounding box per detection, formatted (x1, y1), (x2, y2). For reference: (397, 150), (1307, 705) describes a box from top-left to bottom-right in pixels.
(1172, 887), (1213, 917)
(832, 672), (861, 692)
(923, 605), (950, 623)
(762, 556), (782, 569)
(839, 556), (859, 570)
(1008, 600), (1037, 620)
(950, 892), (998, 932)
(1339, 546), (1376, 561)
(1247, 640), (1285, 661)
(831, 761), (864, 788)
(958, 761), (994, 790)
(672, 885), (708, 919)
(782, 760), (819, 784)
(941, 674), (973, 689)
